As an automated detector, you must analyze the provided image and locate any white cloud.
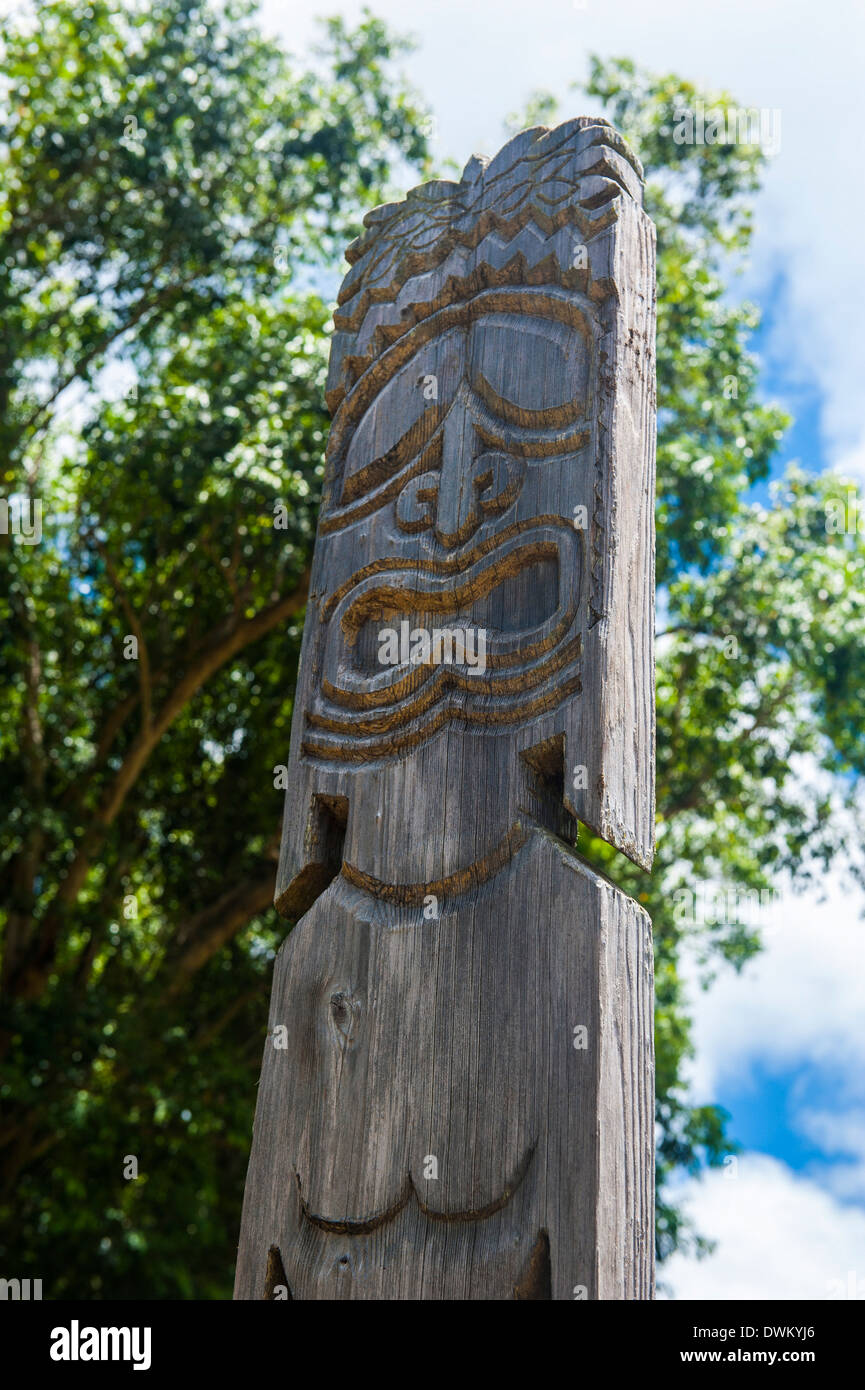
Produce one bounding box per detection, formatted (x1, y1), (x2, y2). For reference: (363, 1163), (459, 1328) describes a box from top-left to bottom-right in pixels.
(269, 0), (865, 469)
(261, 0), (865, 1296)
(796, 1111), (865, 1205)
(828, 441), (865, 487)
(682, 879), (865, 1100)
(673, 809), (865, 1293)
(663, 1154), (865, 1300)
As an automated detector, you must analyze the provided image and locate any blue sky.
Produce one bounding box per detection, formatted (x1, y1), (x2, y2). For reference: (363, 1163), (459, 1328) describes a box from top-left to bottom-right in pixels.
(750, 276), (824, 499)
(724, 1063), (831, 1172)
(263, 0), (865, 1298)
(667, 875), (865, 1297)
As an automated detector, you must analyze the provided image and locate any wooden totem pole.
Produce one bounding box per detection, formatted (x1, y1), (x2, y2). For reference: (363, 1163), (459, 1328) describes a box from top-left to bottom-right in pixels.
(235, 117), (656, 1301)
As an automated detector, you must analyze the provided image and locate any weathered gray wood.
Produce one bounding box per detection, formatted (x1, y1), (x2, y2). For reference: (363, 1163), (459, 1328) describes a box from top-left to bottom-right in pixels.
(235, 117), (656, 1300)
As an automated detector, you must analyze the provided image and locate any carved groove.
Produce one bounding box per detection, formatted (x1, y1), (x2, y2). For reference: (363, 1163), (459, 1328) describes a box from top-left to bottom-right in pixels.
(513, 1230), (552, 1300)
(297, 1142), (536, 1233)
(326, 288), (594, 472)
(302, 673), (581, 762)
(305, 517), (584, 762)
(341, 822), (529, 905)
(319, 516), (579, 622)
(318, 637), (581, 721)
(263, 1246), (292, 1300)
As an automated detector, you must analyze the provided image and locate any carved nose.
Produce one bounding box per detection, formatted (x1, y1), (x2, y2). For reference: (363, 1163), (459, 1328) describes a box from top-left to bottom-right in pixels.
(433, 397), (477, 549)
(432, 409), (525, 549)
(393, 391), (526, 547)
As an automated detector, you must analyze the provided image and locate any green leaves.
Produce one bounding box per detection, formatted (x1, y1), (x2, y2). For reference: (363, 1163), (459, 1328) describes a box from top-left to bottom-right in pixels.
(0, 0), (431, 1298)
(570, 58), (865, 1260)
(3, 13), (863, 1294)
(0, 0), (433, 479)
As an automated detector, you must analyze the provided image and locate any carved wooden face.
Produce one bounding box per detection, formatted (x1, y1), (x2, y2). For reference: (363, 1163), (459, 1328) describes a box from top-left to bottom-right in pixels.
(302, 286), (596, 763)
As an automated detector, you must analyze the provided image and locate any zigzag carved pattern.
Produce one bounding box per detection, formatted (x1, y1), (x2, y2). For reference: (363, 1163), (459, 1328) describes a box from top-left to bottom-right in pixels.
(334, 199), (617, 335)
(325, 119), (643, 413)
(328, 234), (610, 414)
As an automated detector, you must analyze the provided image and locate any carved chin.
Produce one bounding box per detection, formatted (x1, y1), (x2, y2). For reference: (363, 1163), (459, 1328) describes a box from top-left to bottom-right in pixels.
(302, 519), (582, 762)
(295, 1142), (536, 1234)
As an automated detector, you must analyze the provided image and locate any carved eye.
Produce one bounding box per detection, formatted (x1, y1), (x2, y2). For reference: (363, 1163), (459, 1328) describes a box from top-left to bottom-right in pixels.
(468, 313), (590, 428)
(340, 328), (464, 504)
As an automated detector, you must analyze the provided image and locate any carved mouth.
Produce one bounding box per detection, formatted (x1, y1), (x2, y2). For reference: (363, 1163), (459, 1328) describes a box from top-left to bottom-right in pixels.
(337, 543), (559, 681)
(303, 519), (582, 761)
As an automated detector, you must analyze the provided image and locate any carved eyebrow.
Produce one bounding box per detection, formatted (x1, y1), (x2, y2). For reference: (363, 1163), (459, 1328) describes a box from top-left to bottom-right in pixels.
(331, 333), (589, 526)
(471, 369), (588, 433)
(336, 385), (590, 518)
(472, 415), (590, 460)
(322, 434), (443, 535)
(339, 398), (444, 506)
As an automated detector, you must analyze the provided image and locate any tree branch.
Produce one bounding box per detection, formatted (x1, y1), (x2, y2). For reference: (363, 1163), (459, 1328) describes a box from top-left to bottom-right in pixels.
(8, 570), (309, 1000)
(93, 539), (153, 732)
(163, 869), (278, 997)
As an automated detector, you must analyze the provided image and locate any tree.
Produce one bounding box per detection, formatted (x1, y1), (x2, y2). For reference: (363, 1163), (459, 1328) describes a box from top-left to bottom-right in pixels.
(563, 58), (865, 1262)
(2, 3), (863, 1298)
(0, 0), (432, 1298)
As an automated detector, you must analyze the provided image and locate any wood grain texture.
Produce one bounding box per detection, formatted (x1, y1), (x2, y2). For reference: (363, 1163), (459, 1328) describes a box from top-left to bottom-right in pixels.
(235, 831), (653, 1299)
(235, 116), (656, 1300)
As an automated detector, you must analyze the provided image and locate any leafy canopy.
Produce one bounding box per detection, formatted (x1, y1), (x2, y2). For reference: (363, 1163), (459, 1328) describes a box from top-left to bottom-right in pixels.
(2, 7), (863, 1294)
(0, 0), (432, 1298)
